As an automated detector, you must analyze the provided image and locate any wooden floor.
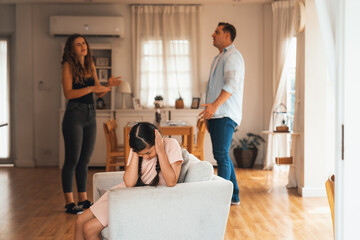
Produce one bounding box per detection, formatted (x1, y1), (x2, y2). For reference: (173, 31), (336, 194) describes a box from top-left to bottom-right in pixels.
(0, 166), (333, 240)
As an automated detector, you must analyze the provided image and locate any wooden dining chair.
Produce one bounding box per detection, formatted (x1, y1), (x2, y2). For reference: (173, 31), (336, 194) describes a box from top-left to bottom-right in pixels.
(192, 118), (207, 161)
(104, 119), (125, 171)
(325, 174), (335, 236)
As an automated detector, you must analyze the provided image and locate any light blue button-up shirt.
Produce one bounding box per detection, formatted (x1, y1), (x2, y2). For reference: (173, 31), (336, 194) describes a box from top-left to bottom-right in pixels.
(206, 44), (245, 125)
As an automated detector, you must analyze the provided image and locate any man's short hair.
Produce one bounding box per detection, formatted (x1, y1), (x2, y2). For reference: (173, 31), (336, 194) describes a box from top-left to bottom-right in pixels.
(218, 22), (236, 42)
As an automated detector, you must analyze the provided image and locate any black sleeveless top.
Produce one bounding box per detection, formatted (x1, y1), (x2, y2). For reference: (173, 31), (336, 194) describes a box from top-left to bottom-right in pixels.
(69, 77), (95, 104)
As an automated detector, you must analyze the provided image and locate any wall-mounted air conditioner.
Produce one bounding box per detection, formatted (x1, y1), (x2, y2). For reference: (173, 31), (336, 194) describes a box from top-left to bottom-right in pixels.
(50, 16), (124, 38)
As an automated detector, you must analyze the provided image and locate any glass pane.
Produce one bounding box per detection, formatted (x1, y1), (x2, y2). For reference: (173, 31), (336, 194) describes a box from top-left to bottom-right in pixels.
(143, 40), (162, 55)
(0, 40), (9, 158)
(170, 40), (189, 55)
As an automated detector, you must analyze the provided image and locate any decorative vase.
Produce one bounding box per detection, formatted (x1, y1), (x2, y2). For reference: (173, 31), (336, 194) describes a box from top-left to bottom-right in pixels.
(175, 98), (184, 109)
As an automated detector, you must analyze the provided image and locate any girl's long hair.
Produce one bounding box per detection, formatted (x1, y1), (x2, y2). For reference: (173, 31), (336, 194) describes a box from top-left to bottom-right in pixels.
(129, 122), (161, 186)
(61, 34), (94, 85)
(129, 122), (158, 152)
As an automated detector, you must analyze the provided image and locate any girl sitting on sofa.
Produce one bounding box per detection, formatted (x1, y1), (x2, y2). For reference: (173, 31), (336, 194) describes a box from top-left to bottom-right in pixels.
(75, 122), (183, 239)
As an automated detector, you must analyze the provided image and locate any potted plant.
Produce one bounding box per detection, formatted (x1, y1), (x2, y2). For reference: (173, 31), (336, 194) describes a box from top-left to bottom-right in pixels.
(154, 95), (164, 108)
(232, 132), (265, 168)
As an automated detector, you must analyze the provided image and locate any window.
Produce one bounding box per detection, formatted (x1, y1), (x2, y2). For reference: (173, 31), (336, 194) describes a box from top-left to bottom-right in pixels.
(286, 37), (297, 131)
(140, 39), (192, 107)
(132, 5), (200, 108)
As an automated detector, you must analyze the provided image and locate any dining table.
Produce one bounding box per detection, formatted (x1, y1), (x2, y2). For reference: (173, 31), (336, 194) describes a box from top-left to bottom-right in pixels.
(123, 121), (194, 166)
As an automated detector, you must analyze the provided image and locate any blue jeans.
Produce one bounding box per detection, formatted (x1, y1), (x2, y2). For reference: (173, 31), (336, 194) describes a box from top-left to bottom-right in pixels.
(62, 101), (96, 193)
(208, 117), (239, 202)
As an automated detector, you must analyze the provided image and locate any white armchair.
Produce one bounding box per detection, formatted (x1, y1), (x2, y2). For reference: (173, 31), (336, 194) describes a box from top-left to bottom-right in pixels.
(93, 152), (233, 240)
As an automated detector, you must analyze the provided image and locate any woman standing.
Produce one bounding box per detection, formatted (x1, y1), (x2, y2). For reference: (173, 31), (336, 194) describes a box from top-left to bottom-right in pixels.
(61, 34), (121, 214)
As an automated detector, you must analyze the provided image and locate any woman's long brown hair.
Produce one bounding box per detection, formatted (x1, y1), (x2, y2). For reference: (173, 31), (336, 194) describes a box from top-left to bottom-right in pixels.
(61, 34), (94, 85)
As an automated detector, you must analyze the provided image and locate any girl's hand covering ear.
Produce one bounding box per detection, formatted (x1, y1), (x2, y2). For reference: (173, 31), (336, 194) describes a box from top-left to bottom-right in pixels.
(154, 129), (165, 157)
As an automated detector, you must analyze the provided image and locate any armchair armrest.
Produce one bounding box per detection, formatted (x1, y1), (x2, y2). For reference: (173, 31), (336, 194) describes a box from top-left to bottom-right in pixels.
(107, 176), (233, 240)
(93, 171), (125, 201)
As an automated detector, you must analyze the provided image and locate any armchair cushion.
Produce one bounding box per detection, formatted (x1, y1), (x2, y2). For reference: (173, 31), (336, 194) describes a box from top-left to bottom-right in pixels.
(177, 148), (191, 183)
(178, 149), (214, 183)
(184, 153), (214, 183)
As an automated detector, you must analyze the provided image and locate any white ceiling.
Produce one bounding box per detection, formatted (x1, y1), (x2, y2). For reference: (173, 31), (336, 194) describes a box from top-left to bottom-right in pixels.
(0, 0), (273, 4)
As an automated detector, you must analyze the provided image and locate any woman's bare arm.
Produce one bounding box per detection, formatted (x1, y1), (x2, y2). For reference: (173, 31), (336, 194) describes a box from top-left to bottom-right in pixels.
(62, 62), (110, 100)
(91, 63), (110, 98)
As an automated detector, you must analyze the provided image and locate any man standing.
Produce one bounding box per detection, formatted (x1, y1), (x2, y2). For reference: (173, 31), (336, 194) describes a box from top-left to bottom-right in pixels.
(199, 22), (245, 205)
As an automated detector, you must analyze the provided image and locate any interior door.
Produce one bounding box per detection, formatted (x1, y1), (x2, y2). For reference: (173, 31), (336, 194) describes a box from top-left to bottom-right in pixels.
(335, 0), (360, 239)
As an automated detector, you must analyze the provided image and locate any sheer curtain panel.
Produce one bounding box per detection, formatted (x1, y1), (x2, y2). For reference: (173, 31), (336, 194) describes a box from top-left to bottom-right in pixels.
(264, 0), (296, 170)
(131, 5), (201, 108)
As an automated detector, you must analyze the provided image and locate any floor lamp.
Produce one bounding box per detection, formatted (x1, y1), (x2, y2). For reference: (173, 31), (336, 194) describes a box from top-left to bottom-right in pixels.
(118, 81), (131, 109)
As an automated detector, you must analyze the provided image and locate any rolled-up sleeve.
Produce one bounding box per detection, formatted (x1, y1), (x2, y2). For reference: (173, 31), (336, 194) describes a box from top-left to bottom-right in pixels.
(223, 54), (242, 94)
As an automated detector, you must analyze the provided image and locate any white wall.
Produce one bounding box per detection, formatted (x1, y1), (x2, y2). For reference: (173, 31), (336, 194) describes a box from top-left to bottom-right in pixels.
(5, 2), (267, 166)
(262, 3), (273, 132)
(299, 0), (335, 197)
(200, 4), (267, 165)
(15, 4), (35, 167)
(0, 5), (15, 33)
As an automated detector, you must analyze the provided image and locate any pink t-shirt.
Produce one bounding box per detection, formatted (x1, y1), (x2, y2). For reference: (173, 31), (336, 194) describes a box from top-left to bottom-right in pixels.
(127, 137), (183, 185)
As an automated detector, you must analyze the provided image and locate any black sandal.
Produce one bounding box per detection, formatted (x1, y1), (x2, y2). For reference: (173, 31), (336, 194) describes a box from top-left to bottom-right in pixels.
(78, 200), (93, 209)
(65, 203), (83, 215)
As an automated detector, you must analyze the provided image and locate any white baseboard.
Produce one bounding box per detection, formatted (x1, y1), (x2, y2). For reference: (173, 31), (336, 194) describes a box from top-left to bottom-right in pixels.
(297, 184), (327, 197)
(14, 160), (35, 167)
(15, 158), (59, 167)
(35, 159), (58, 167)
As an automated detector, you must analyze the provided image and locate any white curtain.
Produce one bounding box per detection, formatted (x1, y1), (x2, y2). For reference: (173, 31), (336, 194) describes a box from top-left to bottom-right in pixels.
(287, 32), (304, 188)
(131, 5), (201, 108)
(264, 0), (296, 170)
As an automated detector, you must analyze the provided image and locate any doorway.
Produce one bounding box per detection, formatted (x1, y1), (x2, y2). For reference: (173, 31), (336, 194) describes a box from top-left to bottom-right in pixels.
(0, 37), (11, 164)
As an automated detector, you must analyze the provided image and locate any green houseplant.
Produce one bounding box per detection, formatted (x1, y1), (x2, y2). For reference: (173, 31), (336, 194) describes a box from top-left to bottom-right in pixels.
(232, 132), (265, 168)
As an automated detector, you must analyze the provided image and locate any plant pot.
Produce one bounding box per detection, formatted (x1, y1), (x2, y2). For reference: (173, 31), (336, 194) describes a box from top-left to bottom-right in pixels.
(233, 148), (258, 168)
(154, 100), (163, 108)
(175, 99), (184, 109)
